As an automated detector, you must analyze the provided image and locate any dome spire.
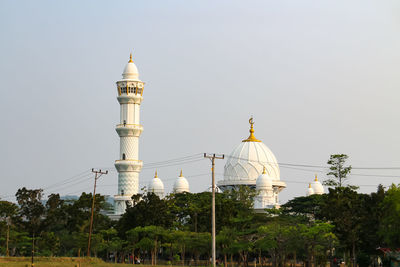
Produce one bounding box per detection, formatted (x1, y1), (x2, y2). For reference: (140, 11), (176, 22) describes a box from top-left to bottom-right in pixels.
(154, 170), (158, 178)
(179, 169), (183, 177)
(262, 166), (267, 174)
(129, 53), (133, 63)
(309, 183), (312, 188)
(314, 174), (318, 181)
(242, 117), (261, 142)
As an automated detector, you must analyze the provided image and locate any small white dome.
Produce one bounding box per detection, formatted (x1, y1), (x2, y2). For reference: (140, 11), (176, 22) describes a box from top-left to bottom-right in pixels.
(311, 175), (324, 195)
(122, 54), (140, 80)
(173, 170), (190, 193)
(306, 184), (315, 196)
(256, 167), (273, 190)
(148, 171), (164, 192)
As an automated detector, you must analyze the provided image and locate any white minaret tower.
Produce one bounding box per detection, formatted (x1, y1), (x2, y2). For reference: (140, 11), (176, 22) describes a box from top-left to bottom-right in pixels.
(114, 54), (145, 215)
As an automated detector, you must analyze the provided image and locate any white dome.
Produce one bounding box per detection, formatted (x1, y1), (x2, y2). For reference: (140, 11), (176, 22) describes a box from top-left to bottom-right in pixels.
(148, 171), (164, 196)
(220, 119), (282, 188)
(311, 175), (324, 194)
(207, 186), (222, 193)
(173, 170), (190, 193)
(256, 167), (273, 190)
(122, 54), (140, 80)
(306, 184), (315, 196)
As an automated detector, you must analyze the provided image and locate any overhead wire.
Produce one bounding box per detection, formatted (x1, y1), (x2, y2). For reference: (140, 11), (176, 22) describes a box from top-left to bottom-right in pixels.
(4, 153), (398, 200)
(224, 155), (400, 170)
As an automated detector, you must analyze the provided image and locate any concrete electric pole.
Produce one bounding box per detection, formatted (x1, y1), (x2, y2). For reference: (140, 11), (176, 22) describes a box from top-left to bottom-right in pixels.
(87, 168), (108, 257)
(204, 153), (224, 267)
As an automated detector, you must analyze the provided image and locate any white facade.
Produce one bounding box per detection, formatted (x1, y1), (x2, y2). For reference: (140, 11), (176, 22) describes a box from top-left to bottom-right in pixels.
(218, 118), (286, 207)
(114, 54), (145, 215)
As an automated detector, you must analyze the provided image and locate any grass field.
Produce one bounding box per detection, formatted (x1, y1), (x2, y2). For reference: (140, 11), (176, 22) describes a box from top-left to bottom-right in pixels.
(0, 257), (161, 267)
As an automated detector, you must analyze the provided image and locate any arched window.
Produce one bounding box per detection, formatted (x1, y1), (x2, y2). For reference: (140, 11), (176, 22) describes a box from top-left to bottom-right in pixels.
(122, 153), (126, 160)
(121, 190), (124, 196)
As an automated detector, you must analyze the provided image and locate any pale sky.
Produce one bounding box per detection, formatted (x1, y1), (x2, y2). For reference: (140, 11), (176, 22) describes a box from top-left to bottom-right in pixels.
(1, 0), (399, 203)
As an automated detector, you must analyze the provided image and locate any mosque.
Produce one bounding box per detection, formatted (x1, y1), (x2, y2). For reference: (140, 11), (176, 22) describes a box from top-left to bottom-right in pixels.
(112, 54), (324, 216)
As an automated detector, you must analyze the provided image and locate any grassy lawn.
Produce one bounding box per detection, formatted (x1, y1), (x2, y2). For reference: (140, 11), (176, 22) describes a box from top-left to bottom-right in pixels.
(0, 257), (160, 267)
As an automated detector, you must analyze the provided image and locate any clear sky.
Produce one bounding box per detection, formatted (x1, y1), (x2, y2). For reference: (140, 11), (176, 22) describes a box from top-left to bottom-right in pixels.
(1, 0), (399, 203)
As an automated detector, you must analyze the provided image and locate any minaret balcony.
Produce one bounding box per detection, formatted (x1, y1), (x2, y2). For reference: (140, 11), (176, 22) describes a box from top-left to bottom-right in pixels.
(115, 159), (143, 172)
(117, 94), (143, 104)
(116, 124), (143, 137)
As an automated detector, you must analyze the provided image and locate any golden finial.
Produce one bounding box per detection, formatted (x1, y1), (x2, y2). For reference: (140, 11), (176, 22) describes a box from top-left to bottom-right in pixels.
(314, 174), (318, 181)
(309, 183), (312, 188)
(154, 170), (158, 178)
(262, 166), (267, 174)
(179, 169), (183, 177)
(242, 117), (261, 142)
(128, 53), (133, 63)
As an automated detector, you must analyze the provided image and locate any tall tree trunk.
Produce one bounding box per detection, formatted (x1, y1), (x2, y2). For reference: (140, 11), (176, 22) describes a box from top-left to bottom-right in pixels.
(194, 213), (198, 233)
(182, 245), (185, 266)
(224, 253), (227, 267)
(272, 250), (277, 267)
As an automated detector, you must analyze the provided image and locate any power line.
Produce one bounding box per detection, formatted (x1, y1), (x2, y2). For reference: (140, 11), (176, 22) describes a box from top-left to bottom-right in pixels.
(224, 154), (400, 170)
(42, 169), (92, 190)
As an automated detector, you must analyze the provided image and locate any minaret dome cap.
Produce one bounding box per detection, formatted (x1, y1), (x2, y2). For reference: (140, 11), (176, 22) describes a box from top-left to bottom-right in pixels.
(122, 53), (140, 80)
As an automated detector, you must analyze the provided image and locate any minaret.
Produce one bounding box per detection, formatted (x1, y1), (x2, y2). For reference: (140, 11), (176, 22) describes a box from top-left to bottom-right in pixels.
(114, 53), (145, 215)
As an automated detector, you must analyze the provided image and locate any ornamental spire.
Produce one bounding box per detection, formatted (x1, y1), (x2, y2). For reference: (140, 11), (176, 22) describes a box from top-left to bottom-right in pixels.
(262, 166), (267, 174)
(179, 169), (183, 177)
(242, 117), (261, 142)
(309, 183), (312, 188)
(314, 174), (318, 181)
(154, 170), (158, 178)
(128, 53), (133, 63)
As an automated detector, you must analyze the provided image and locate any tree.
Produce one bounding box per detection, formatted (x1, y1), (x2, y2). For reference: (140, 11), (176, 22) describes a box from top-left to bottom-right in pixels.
(217, 227), (236, 267)
(323, 154), (354, 188)
(37, 231), (60, 256)
(321, 187), (363, 267)
(187, 232), (210, 265)
(379, 184), (400, 248)
(171, 230), (191, 266)
(126, 227), (141, 262)
(15, 187), (45, 235)
(118, 193), (174, 234)
(281, 194), (325, 220)
(100, 228), (119, 261)
(299, 221), (337, 267)
(0, 201), (19, 256)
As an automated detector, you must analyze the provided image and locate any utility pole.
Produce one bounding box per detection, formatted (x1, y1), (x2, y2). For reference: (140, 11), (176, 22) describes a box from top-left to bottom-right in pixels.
(87, 168), (108, 257)
(6, 217), (10, 257)
(204, 153), (224, 267)
(31, 233), (34, 267)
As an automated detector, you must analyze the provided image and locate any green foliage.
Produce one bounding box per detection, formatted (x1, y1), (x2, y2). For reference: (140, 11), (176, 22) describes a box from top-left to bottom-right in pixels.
(118, 193), (174, 234)
(324, 154), (355, 188)
(3, 181), (399, 267)
(15, 187), (45, 234)
(281, 194), (325, 219)
(379, 184), (400, 248)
